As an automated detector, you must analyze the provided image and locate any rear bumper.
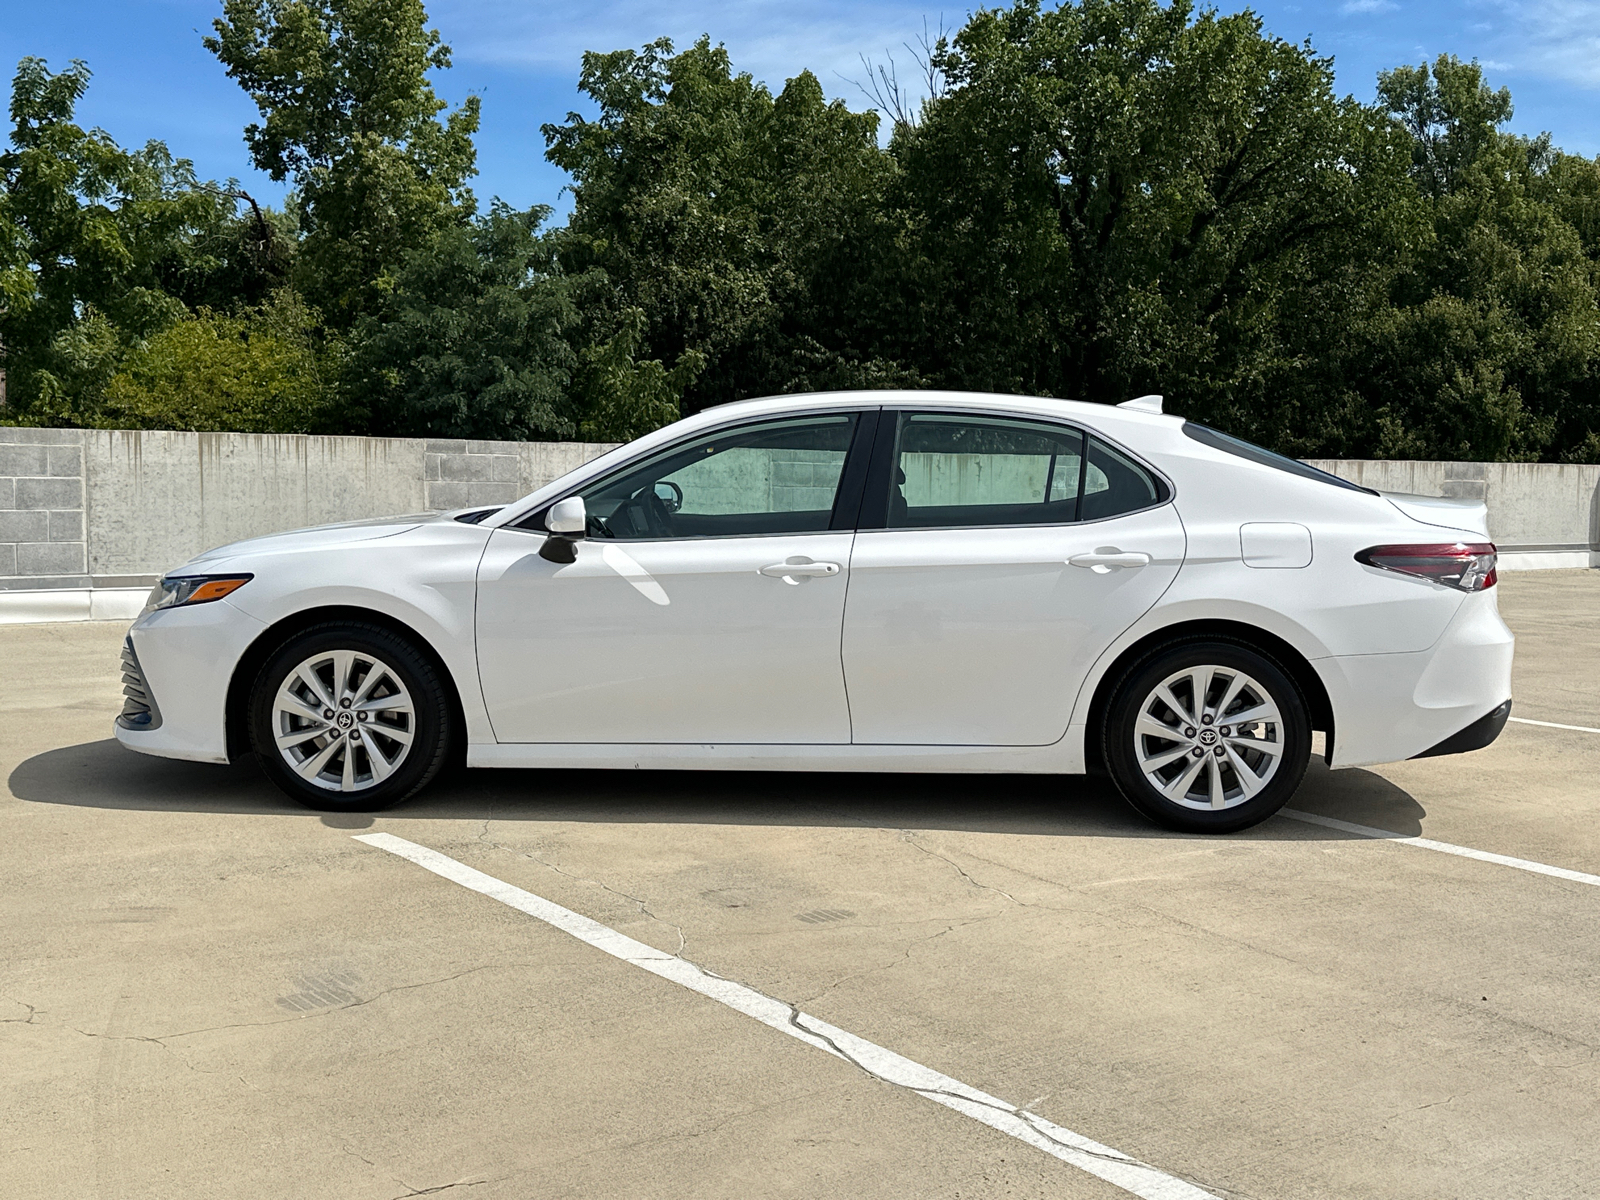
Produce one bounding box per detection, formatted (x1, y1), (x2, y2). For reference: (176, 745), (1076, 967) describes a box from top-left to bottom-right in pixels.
(1412, 699), (1513, 759)
(1319, 589), (1515, 768)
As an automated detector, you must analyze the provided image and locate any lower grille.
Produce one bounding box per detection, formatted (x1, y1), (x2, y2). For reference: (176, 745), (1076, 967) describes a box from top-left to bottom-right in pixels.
(117, 637), (163, 731)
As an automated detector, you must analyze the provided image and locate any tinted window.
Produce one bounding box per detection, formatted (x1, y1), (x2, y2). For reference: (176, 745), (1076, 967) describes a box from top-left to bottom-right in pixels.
(1081, 436), (1165, 520)
(1182, 423), (1376, 494)
(887, 414), (1087, 528)
(576, 414), (858, 540)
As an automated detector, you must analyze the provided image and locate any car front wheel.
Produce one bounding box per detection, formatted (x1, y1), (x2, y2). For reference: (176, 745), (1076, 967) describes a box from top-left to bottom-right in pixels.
(249, 622), (452, 812)
(1103, 641), (1311, 833)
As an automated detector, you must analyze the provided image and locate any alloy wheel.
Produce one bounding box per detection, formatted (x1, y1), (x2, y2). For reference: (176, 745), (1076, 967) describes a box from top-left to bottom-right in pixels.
(272, 650), (415, 793)
(1132, 664), (1285, 811)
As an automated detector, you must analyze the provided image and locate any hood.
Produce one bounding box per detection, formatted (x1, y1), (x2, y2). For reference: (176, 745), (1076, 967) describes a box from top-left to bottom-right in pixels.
(184, 512), (436, 566)
(1382, 492), (1491, 539)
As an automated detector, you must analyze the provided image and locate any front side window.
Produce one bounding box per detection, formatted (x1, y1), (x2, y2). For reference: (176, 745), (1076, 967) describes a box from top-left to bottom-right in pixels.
(887, 414), (1087, 528)
(575, 413), (859, 540)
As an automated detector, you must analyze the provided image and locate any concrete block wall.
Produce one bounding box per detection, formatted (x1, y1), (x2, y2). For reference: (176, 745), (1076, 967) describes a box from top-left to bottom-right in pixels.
(0, 428), (616, 618)
(1, 428), (88, 591)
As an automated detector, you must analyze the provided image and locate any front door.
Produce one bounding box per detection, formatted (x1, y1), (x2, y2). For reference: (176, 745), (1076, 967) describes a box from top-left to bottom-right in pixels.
(841, 411), (1186, 745)
(476, 411), (870, 744)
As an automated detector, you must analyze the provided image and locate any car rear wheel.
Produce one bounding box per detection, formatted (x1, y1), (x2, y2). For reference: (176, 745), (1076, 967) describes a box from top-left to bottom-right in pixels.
(1103, 641), (1311, 833)
(250, 622), (452, 812)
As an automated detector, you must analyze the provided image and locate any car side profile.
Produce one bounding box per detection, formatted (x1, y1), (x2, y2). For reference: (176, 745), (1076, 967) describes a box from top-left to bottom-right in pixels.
(114, 391), (1514, 832)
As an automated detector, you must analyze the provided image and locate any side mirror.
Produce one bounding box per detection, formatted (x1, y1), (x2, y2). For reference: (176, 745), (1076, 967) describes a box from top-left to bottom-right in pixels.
(539, 496), (586, 563)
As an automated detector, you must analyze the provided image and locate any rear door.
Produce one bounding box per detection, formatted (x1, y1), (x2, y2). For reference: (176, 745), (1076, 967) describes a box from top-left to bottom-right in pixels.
(840, 410), (1186, 745)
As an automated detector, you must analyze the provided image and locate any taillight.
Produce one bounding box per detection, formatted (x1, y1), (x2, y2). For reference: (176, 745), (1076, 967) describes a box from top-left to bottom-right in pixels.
(1355, 543), (1497, 591)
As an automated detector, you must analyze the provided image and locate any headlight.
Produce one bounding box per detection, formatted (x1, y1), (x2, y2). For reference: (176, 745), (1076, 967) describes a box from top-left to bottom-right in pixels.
(141, 574), (254, 616)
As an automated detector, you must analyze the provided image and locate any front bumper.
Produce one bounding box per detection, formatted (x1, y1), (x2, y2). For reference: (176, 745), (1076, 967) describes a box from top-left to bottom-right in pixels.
(113, 598), (267, 764)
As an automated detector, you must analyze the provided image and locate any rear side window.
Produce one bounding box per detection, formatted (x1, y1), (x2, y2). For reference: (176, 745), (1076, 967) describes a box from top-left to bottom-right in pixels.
(888, 414), (1087, 528)
(1182, 423), (1376, 494)
(878, 413), (1169, 528)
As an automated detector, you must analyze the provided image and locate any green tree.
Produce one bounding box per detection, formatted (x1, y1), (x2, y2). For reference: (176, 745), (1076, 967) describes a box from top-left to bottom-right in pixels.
(544, 37), (904, 416)
(206, 0), (480, 326)
(351, 205), (580, 440)
(99, 290), (343, 432)
(876, 0), (1413, 454)
(1357, 55), (1600, 460)
(0, 57), (239, 424)
(573, 307), (706, 442)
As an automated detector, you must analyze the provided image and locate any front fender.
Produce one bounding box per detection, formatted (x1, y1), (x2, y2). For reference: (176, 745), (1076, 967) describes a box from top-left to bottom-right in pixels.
(216, 524), (494, 745)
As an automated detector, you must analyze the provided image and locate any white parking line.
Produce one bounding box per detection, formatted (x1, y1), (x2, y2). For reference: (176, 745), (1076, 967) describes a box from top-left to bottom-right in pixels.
(353, 832), (1219, 1200)
(1510, 716), (1600, 735)
(1280, 810), (1600, 887)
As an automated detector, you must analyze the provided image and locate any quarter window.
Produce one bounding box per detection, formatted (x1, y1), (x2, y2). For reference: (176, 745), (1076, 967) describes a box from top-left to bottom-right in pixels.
(575, 414), (859, 540)
(1081, 436), (1165, 520)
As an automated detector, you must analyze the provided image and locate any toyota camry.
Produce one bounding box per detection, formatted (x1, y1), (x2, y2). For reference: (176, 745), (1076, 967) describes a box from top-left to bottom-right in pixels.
(114, 391), (1514, 832)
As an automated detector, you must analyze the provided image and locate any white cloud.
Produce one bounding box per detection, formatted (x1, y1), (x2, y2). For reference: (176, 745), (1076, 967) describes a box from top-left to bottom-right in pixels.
(1480, 1), (1600, 88)
(1340, 0), (1395, 13)
(430, 0), (950, 103)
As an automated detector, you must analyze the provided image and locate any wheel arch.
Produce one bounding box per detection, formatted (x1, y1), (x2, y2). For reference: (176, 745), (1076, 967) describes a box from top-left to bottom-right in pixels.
(1081, 619), (1335, 773)
(225, 605), (468, 762)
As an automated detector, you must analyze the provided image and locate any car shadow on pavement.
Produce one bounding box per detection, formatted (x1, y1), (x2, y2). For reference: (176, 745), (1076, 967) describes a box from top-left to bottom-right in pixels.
(8, 738), (1427, 840)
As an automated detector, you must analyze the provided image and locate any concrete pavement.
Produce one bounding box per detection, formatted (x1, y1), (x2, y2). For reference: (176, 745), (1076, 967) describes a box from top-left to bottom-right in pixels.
(3, 570), (1598, 1199)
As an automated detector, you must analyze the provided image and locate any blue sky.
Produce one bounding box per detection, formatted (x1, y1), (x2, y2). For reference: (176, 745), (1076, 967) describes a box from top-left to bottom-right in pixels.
(3, 1), (1598, 218)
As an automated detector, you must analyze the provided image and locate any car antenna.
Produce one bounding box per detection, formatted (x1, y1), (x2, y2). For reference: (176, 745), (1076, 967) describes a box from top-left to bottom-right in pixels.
(1117, 394), (1164, 414)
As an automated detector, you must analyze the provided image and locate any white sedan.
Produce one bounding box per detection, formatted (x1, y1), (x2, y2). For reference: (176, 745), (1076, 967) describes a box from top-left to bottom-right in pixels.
(114, 391), (1513, 832)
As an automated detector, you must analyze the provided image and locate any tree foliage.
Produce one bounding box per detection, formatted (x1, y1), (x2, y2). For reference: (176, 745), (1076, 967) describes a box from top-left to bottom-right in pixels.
(100, 290), (342, 432)
(4, 1), (1600, 463)
(0, 57), (241, 423)
(205, 0), (480, 325)
(351, 205), (578, 440)
(544, 38), (908, 414)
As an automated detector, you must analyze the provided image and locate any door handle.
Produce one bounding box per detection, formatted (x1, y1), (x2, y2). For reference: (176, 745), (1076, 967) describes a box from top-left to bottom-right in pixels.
(1069, 550), (1152, 573)
(759, 559), (841, 583)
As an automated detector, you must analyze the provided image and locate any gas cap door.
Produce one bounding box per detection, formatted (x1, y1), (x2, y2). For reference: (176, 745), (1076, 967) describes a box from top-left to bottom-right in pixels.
(1241, 522), (1312, 568)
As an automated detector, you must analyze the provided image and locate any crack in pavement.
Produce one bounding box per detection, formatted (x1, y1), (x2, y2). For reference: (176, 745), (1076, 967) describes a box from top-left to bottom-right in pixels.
(478, 820), (688, 958)
(778, 1001), (1202, 1177)
(388, 1178), (488, 1199)
(2, 998), (41, 1024)
(793, 918), (996, 1006)
(898, 831), (1029, 907)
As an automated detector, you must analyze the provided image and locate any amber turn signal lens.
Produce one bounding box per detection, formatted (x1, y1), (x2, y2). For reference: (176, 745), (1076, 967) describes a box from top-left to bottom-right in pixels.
(186, 578), (252, 604)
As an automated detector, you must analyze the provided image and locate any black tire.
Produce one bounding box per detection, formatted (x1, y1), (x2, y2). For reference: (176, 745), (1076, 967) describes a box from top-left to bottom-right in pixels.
(1102, 640), (1311, 834)
(249, 621), (453, 812)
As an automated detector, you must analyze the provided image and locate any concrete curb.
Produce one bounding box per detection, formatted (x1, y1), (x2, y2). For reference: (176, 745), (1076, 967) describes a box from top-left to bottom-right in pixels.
(0, 586), (148, 625)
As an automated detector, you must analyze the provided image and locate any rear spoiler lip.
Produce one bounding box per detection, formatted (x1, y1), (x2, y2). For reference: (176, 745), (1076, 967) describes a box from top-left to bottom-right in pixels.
(1380, 491), (1491, 538)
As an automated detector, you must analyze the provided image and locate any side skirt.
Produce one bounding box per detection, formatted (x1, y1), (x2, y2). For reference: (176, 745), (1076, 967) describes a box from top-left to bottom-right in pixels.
(468, 735), (1085, 775)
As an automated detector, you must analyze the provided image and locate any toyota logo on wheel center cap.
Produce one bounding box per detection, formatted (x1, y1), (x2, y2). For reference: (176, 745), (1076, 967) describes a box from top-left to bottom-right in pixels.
(1198, 728), (1218, 746)
(336, 711), (355, 731)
